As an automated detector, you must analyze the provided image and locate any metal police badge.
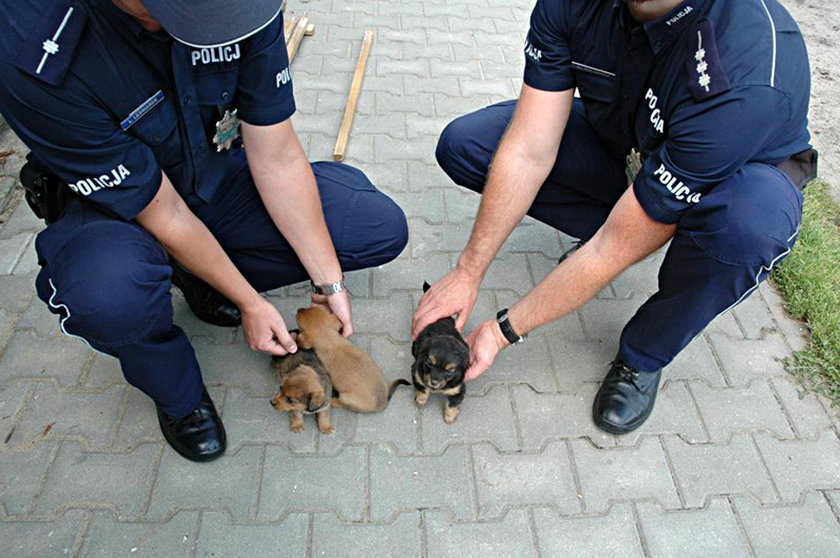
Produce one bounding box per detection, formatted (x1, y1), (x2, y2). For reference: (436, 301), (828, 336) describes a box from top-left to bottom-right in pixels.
(213, 108), (241, 151)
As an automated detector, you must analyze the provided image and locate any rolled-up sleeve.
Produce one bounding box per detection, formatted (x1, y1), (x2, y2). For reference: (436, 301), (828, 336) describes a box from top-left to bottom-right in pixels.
(523, 0), (574, 92)
(235, 12), (296, 126)
(633, 86), (788, 223)
(0, 61), (163, 220)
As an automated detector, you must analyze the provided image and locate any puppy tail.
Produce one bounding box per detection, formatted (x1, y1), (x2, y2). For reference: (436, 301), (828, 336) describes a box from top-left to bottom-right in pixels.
(387, 379), (412, 401)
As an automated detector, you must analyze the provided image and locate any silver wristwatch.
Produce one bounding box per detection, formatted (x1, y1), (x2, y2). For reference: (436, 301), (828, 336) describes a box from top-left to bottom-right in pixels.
(310, 277), (345, 296)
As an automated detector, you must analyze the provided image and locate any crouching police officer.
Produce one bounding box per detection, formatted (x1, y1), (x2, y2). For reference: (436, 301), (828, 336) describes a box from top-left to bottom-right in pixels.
(413, 0), (816, 434)
(0, 0), (408, 461)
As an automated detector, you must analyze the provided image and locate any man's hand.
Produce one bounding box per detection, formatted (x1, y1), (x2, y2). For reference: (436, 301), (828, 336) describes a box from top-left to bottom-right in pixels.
(311, 290), (353, 337)
(464, 318), (508, 381)
(411, 267), (481, 339)
(240, 296), (298, 355)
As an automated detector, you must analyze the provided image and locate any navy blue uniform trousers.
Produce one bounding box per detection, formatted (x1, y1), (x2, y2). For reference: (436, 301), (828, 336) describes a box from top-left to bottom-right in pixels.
(34, 162), (408, 417)
(436, 100), (803, 373)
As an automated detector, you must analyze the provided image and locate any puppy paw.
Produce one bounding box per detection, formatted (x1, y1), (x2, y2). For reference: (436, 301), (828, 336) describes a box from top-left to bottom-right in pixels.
(319, 424), (335, 435)
(290, 422), (305, 433)
(444, 405), (460, 424)
(414, 390), (429, 407)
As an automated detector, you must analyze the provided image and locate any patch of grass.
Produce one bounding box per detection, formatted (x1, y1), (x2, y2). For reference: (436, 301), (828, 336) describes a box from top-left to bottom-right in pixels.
(772, 180), (840, 406)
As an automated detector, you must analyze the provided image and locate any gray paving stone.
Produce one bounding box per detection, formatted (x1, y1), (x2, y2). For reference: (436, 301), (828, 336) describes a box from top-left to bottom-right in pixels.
(374, 134), (437, 164)
(350, 294), (414, 342)
(578, 298), (646, 343)
(420, 386), (518, 455)
(109, 388), (163, 451)
(0, 201), (42, 240)
(16, 296), (63, 338)
(258, 445), (367, 522)
(223, 388), (317, 454)
(441, 188), (479, 224)
(406, 161), (452, 192)
(544, 339), (615, 388)
(760, 281), (809, 352)
(532, 504), (644, 557)
(691, 381), (794, 442)
(81, 510), (197, 558)
(637, 498), (751, 558)
(426, 509), (536, 558)
(312, 511), (422, 557)
(0, 510), (84, 557)
(371, 253), (450, 297)
(369, 444), (473, 521)
(12, 238), (38, 275)
(0, 382), (30, 447)
(731, 289), (778, 340)
(469, 335), (557, 393)
(512, 384), (615, 450)
(472, 441), (580, 517)
(83, 353), (124, 390)
(753, 431), (840, 502)
(0, 232), (32, 274)
(433, 93), (491, 119)
(0, 442), (54, 515)
(608, 254), (664, 301)
(705, 309), (744, 338)
(0, 269), (37, 314)
(8, 383), (124, 450)
(148, 445), (261, 521)
(733, 493), (840, 557)
(0, 331), (90, 389)
(664, 434), (777, 508)
(706, 332), (791, 387)
(35, 442), (159, 518)
(663, 334), (728, 387)
(376, 58), (430, 78)
(191, 338), (275, 396)
(771, 376), (834, 438)
(615, 381), (708, 446)
(571, 437), (680, 513)
(388, 189), (445, 224)
(195, 511), (308, 557)
(376, 91), (435, 117)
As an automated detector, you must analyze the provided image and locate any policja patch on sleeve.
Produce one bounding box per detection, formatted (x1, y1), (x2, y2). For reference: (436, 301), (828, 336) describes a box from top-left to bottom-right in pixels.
(16, 0), (88, 87)
(686, 20), (731, 101)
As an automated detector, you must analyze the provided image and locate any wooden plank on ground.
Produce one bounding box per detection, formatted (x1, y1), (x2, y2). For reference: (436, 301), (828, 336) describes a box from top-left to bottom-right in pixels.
(333, 30), (374, 162)
(284, 16), (298, 44)
(305, 23), (315, 36)
(286, 16), (309, 63)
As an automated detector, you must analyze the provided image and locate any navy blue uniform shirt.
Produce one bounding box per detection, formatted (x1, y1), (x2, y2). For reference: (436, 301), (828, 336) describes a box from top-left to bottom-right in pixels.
(523, 0), (812, 223)
(0, 0), (295, 220)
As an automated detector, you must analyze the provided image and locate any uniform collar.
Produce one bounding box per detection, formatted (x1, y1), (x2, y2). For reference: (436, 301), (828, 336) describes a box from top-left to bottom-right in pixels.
(613, 0), (708, 54)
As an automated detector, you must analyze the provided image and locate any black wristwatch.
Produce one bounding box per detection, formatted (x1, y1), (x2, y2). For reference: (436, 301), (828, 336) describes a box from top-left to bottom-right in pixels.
(496, 308), (527, 345)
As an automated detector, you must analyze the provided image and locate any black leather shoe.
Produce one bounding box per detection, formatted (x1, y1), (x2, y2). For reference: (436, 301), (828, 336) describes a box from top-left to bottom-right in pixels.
(593, 360), (662, 434)
(170, 259), (242, 327)
(156, 388), (227, 462)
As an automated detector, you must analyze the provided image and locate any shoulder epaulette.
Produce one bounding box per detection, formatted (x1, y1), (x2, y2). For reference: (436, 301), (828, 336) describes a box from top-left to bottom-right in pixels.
(686, 19), (731, 101)
(16, 0), (88, 86)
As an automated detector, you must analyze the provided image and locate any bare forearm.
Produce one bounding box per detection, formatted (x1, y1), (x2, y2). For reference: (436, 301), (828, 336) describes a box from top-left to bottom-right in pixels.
(506, 188), (677, 337)
(243, 122), (342, 285)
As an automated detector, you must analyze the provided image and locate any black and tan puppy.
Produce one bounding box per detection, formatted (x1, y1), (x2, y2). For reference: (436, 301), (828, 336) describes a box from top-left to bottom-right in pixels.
(296, 306), (408, 412)
(270, 348), (335, 434)
(411, 282), (470, 424)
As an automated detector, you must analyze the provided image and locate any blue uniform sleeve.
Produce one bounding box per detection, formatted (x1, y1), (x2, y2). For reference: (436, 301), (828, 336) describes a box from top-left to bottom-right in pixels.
(235, 11), (296, 126)
(633, 86), (790, 223)
(523, 0), (574, 92)
(0, 62), (163, 220)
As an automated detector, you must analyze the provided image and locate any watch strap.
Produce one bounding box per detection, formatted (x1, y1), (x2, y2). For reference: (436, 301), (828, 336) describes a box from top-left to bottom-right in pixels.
(310, 277), (345, 296)
(496, 308), (526, 345)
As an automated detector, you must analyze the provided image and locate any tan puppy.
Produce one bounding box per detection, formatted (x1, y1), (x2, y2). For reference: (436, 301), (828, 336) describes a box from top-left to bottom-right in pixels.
(296, 306), (407, 412)
(270, 349), (334, 434)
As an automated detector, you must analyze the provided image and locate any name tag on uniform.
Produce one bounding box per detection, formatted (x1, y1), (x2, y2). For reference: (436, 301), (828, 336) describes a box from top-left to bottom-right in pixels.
(121, 90), (165, 131)
(213, 108), (241, 151)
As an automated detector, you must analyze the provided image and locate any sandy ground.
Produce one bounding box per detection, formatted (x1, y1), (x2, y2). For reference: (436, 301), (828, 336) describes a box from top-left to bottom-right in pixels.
(783, 0), (840, 201)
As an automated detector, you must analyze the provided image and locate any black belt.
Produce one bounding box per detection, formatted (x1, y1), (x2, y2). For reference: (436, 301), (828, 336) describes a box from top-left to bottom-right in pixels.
(776, 148), (819, 190)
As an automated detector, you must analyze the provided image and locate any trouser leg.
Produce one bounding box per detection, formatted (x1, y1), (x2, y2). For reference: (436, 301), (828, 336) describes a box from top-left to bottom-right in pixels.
(435, 99), (627, 240)
(618, 163), (804, 372)
(34, 201), (203, 418)
(194, 162), (408, 292)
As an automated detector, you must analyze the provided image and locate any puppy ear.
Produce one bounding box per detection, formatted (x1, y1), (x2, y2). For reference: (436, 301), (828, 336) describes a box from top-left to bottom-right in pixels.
(422, 281), (432, 293)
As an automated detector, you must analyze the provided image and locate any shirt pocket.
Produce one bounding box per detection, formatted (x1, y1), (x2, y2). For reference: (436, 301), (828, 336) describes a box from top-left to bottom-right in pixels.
(572, 61), (616, 104)
(194, 68), (239, 108)
(128, 93), (178, 147)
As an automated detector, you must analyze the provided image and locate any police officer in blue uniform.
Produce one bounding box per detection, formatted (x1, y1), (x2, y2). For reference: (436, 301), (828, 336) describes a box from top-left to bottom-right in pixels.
(413, 0), (815, 434)
(0, 0), (408, 461)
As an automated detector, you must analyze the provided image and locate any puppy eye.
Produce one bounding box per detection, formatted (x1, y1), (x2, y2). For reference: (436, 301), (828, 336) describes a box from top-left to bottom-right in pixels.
(285, 397), (295, 404)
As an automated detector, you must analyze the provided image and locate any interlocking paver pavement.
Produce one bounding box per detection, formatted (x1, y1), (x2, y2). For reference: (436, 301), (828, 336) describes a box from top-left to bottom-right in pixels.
(0, 1), (838, 556)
